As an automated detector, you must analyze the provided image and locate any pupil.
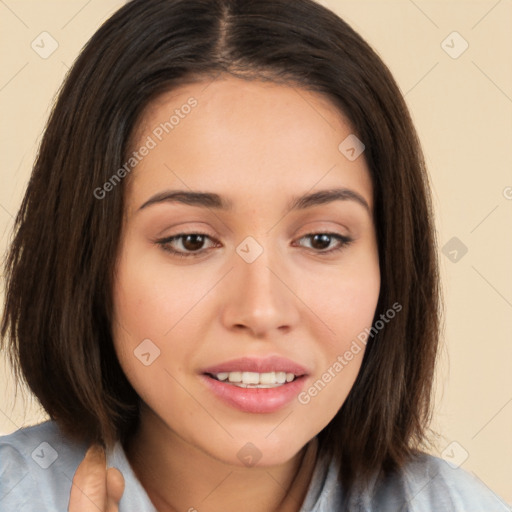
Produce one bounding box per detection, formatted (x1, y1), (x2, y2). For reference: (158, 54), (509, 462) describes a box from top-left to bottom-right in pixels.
(311, 234), (331, 250)
(183, 234), (204, 251)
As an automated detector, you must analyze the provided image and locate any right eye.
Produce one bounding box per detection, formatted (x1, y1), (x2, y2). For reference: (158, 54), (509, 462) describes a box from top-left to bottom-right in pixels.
(156, 233), (220, 258)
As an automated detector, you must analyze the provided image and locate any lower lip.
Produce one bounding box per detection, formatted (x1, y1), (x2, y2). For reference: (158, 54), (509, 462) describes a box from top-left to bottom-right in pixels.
(200, 374), (307, 413)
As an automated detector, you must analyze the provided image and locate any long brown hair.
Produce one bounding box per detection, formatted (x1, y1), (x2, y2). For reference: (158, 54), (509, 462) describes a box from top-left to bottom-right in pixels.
(1, 0), (441, 497)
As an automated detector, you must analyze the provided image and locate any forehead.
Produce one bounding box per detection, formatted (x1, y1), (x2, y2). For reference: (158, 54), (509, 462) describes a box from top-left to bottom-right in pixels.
(125, 76), (373, 213)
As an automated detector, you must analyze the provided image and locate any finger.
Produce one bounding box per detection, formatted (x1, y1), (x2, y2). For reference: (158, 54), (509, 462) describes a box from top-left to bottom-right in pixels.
(68, 444), (107, 512)
(106, 467), (125, 512)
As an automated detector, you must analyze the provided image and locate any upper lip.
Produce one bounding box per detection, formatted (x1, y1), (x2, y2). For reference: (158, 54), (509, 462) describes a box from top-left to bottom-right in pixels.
(201, 356), (309, 376)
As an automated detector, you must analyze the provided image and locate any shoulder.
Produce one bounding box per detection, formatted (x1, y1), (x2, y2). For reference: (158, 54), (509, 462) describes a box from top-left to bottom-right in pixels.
(0, 420), (159, 512)
(0, 420), (88, 511)
(364, 452), (509, 512)
(304, 449), (508, 512)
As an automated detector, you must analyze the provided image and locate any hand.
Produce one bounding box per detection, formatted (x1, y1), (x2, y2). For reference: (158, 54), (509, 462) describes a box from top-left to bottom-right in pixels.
(68, 444), (125, 512)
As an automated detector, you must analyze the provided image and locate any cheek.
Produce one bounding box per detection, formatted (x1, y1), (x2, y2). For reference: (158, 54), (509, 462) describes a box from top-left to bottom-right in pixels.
(111, 281), (190, 420)
(296, 285), (376, 427)
(295, 250), (380, 417)
(298, 247), (380, 342)
(110, 243), (210, 409)
(111, 241), (210, 341)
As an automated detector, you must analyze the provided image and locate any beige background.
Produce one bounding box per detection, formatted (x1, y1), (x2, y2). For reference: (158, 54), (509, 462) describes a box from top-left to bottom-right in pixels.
(1, 0), (511, 505)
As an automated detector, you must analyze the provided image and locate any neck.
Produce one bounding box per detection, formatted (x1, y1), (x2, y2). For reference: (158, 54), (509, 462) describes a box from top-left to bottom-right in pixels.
(123, 409), (319, 512)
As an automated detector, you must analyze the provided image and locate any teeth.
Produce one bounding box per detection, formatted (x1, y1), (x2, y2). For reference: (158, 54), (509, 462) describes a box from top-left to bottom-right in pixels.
(213, 371), (297, 386)
(228, 372), (242, 382)
(243, 372), (260, 384)
(259, 372), (276, 384)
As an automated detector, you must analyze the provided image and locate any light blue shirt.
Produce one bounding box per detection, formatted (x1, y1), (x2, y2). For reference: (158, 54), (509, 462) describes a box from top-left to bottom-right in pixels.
(0, 420), (509, 511)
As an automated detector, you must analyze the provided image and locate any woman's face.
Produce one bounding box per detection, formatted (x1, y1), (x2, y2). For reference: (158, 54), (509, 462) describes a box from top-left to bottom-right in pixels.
(112, 76), (380, 467)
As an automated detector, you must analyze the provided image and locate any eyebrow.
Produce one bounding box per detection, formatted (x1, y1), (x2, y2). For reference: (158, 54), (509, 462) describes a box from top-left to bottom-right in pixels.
(138, 187), (371, 214)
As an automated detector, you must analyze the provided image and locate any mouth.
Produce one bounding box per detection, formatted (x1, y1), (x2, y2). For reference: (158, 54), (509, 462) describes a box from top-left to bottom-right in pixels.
(199, 356), (309, 413)
(205, 370), (301, 388)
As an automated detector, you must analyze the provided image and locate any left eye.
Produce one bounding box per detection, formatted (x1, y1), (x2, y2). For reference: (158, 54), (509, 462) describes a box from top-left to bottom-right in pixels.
(156, 232), (353, 258)
(295, 233), (353, 253)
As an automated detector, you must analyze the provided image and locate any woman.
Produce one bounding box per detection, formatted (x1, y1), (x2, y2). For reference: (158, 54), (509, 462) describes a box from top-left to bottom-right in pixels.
(0, 0), (505, 510)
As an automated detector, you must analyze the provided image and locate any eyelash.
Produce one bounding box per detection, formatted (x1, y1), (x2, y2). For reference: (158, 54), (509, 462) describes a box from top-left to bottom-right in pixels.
(155, 232), (353, 259)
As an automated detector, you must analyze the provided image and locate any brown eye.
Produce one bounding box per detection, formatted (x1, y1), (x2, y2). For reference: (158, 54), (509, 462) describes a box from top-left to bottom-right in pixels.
(181, 234), (207, 252)
(295, 233), (353, 254)
(156, 233), (219, 258)
(309, 234), (333, 250)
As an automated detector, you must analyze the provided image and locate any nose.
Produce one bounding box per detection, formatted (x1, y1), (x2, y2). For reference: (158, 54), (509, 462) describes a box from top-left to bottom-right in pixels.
(220, 247), (300, 339)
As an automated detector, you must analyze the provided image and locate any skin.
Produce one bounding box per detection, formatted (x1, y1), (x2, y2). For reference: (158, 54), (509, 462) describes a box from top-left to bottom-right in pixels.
(69, 445), (124, 512)
(70, 75), (380, 511)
